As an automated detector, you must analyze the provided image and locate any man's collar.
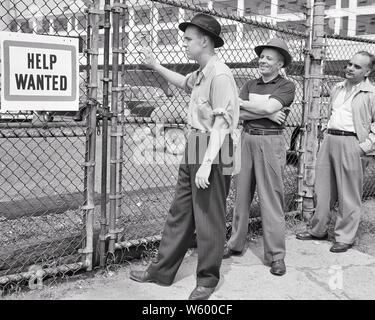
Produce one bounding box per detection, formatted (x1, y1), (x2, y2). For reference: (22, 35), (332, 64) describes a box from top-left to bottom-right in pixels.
(196, 55), (218, 84)
(257, 74), (281, 84)
(199, 55), (218, 77)
(338, 79), (375, 93)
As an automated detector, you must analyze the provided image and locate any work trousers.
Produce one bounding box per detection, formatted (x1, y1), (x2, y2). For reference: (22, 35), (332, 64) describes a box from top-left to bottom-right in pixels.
(147, 131), (232, 287)
(309, 134), (363, 244)
(227, 133), (286, 263)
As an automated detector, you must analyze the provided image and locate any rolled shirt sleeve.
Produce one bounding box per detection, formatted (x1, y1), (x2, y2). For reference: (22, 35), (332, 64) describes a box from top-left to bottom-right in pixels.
(210, 74), (237, 129)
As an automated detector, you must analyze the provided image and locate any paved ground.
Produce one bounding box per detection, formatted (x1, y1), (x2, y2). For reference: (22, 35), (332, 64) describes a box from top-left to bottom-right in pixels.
(6, 234), (375, 300)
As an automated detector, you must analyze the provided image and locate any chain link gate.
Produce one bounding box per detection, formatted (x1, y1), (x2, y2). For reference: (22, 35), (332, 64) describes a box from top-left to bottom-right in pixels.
(97, 0), (308, 261)
(0, 0), (98, 293)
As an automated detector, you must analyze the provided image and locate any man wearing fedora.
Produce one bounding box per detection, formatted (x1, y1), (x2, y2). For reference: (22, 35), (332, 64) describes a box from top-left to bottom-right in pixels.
(129, 13), (239, 300)
(223, 38), (295, 276)
(296, 51), (375, 252)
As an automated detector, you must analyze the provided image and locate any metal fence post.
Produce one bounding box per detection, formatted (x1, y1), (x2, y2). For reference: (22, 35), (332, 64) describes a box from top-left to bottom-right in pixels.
(108, 0), (123, 255)
(302, 1), (325, 221)
(118, 0), (127, 235)
(296, 0), (312, 214)
(80, 0), (100, 271)
(99, 0), (112, 268)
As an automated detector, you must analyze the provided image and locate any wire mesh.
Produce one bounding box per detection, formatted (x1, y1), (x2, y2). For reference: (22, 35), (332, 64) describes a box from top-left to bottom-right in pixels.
(0, 0), (92, 294)
(113, 0), (307, 246)
(2, 0), (375, 294)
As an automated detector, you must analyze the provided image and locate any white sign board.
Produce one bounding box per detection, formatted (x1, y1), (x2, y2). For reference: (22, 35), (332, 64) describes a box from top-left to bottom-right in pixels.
(0, 32), (79, 111)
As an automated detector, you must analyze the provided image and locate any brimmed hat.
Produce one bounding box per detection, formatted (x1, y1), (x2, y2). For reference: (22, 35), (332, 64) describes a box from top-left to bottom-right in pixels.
(254, 38), (292, 68)
(178, 13), (224, 48)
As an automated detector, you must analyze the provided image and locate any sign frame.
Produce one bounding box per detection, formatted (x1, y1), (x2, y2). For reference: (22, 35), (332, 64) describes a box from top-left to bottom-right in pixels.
(0, 32), (79, 111)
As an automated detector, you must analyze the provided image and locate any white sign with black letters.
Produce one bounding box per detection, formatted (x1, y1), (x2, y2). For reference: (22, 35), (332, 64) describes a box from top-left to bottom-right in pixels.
(0, 32), (79, 111)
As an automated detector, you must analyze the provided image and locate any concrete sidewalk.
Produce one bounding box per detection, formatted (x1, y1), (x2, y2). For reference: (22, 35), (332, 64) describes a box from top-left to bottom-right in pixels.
(61, 235), (375, 300)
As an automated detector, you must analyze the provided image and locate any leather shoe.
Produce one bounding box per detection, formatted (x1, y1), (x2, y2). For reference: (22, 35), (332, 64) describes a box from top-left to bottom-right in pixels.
(129, 270), (156, 283)
(222, 245), (242, 259)
(188, 286), (215, 300)
(330, 242), (352, 253)
(296, 231), (328, 241)
(130, 270), (171, 286)
(270, 259), (286, 276)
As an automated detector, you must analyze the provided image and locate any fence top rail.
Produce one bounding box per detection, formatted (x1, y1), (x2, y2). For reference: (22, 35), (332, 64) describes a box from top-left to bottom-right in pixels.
(151, 0), (308, 38)
(326, 33), (375, 45)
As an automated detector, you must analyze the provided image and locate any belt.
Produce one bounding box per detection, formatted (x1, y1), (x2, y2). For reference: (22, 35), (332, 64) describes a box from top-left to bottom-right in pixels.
(189, 128), (209, 134)
(327, 129), (357, 137)
(243, 128), (283, 135)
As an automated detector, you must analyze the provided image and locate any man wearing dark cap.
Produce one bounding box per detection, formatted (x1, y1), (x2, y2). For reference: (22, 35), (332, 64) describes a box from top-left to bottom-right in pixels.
(129, 13), (239, 300)
(223, 38), (296, 276)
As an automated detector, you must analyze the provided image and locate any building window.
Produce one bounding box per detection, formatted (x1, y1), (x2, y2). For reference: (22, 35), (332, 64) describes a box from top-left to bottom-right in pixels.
(134, 31), (151, 46)
(276, 20), (306, 34)
(43, 18), (51, 32)
(357, 0), (375, 6)
(36, 18), (51, 33)
(356, 14), (375, 35)
(9, 20), (18, 32)
(244, 0), (271, 16)
(134, 9), (151, 25)
(157, 29), (178, 46)
(120, 9), (130, 26)
(339, 16), (348, 36)
(54, 16), (68, 32)
(19, 20), (32, 33)
(324, 18), (335, 35)
(158, 6), (179, 23)
(278, 0), (307, 14)
(341, 0), (349, 8)
(221, 24), (237, 44)
(120, 32), (129, 47)
(76, 15), (86, 31)
(98, 13), (104, 28)
(324, 0), (336, 9)
(243, 24), (269, 42)
(97, 33), (104, 48)
(213, 0), (238, 15)
(184, 1), (209, 20)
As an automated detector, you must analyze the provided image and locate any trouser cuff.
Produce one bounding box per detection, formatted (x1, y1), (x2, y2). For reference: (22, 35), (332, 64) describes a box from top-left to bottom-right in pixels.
(197, 277), (219, 288)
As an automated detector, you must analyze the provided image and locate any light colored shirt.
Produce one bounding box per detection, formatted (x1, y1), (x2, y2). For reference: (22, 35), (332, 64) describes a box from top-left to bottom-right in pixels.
(328, 81), (362, 132)
(184, 55), (239, 133)
(328, 79), (375, 155)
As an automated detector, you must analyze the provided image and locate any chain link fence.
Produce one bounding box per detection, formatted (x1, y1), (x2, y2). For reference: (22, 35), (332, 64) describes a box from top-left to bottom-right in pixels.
(108, 0), (308, 255)
(0, 0), (96, 294)
(1, 0), (375, 296)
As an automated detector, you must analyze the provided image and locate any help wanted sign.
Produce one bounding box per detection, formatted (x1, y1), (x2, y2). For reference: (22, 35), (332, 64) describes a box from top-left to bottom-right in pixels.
(0, 32), (79, 111)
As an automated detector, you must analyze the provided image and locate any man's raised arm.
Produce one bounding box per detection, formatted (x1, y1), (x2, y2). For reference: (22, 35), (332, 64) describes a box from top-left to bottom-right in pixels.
(140, 47), (186, 89)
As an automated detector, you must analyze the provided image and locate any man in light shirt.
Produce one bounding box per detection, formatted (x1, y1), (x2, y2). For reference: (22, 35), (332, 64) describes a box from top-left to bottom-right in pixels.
(297, 51), (375, 253)
(128, 13), (239, 300)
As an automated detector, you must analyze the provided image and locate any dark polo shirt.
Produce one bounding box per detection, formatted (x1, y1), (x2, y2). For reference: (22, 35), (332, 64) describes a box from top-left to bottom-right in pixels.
(239, 74), (295, 129)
